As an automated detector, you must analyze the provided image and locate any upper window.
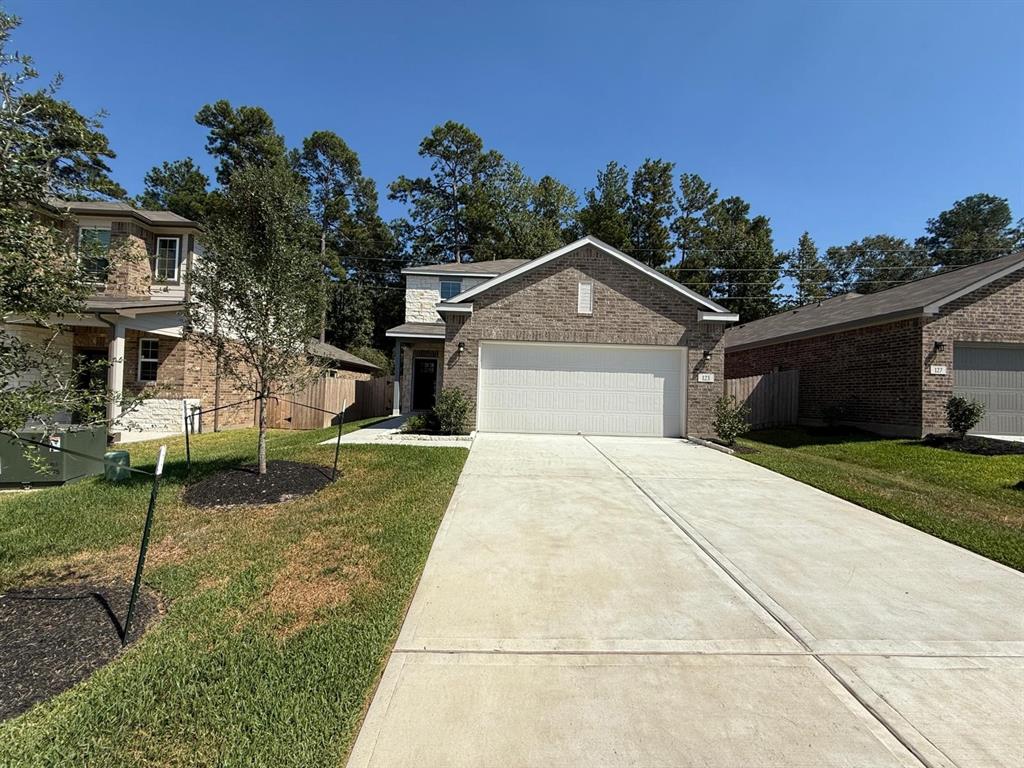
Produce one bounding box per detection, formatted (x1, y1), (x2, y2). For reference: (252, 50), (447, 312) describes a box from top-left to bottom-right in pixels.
(154, 237), (180, 282)
(577, 282), (593, 315)
(138, 338), (159, 382)
(439, 279), (463, 301)
(78, 227), (111, 282)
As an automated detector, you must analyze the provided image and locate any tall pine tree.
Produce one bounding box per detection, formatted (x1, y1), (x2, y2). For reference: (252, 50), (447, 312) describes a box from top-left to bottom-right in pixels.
(783, 232), (828, 306)
(628, 158), (676, 268)
(575, 161), (633, 251)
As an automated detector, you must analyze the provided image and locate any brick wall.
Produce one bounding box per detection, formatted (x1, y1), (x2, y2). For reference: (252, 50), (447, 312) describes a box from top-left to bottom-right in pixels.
(725, 318), (924, 435)
(920, 272), (1024, 433)
(106, 223), (152, 296)
(181, 338), (257, 430)
(442, 244), (726, 436)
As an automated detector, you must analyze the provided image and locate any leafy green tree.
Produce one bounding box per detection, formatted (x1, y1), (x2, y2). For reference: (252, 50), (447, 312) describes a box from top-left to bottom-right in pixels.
(136, 157), (210, 222)
(195, 100), (286, 186)
(295, 130), (365, 261)
(825, 235), (928, 295)
(700, 196), (781, 321)
(389, 121), (503, 263)
(575, 161), (633, 251)
(0, 10), (126, 435)
(919, 193), (1023, 269)
(671, 173), (719, 295)
(783, 232), (828, 305)
(628, 158), (676, 268)
(186, 160), (327, 474)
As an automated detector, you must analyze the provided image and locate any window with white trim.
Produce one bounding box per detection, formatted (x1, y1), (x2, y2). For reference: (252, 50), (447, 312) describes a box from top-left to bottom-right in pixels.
(439, 279), (462, 300)
(577, 281), (593, 315)
(138, 338), (159, 382)
(78, 227), (111, 281)
(154, 237), (180, 282)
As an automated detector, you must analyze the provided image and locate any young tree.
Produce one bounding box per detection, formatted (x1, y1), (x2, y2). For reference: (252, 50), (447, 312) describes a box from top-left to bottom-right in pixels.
(0, 10), (125, 435)
(825, 235), (928, 295)
(783, 232), (828, 305)
(628, 158), (676, 269)
(575, 161), (633, 251)
(186, 160), (327, 474)
(194, 100), (286, 186)
(919, 193), (1023, 270)
(136, 157), (210, 222)
(389, 121), (503, 263)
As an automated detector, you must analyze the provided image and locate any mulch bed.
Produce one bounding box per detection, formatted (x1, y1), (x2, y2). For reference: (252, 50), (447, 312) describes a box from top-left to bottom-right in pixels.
(0, 579), (162, 721)
(183, 460), (333, 508)
(921, 433), (1024, 456)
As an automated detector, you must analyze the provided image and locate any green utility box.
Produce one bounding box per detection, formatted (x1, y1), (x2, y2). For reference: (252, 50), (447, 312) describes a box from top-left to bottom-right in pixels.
(104, 450), (131, 482)
(0, 427), (107, 486)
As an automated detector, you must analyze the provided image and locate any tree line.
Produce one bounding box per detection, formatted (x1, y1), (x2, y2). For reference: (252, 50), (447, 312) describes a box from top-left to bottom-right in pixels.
(140, 116), (1024, 341)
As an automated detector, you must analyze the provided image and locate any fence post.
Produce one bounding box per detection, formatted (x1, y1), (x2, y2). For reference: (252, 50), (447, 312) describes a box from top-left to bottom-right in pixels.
(182, 400), (191, 473)
(123, 444), (166, 646)
(332, 399), (347, 481)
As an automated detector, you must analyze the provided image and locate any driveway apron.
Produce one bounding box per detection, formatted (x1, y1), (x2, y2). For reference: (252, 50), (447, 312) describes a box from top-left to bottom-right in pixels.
(347, 434), (1024, 768)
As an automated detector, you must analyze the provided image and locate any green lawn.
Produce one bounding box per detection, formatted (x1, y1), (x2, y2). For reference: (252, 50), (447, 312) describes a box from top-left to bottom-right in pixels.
(0, 420), (467, 767)
(737, 427), (1024, 572)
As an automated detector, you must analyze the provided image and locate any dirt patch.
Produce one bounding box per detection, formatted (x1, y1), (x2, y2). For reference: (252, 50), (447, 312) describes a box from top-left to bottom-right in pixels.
(183, 461), (334, 508)
(266, 532), (378, 638)
(922, 433), (1024, 456)
(0, 579), (163, 721)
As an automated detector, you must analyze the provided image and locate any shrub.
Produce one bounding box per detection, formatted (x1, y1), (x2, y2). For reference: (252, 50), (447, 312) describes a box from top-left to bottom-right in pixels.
(432, 388), (470, 435)
(402, 413), (436, 433)
(945, 396), (985, 439)
(347, 345), (391, 375)
(712, 395), (751, 446)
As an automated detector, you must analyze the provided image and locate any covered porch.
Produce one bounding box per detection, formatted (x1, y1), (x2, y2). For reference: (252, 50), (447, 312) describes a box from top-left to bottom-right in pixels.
(384, 322), (446, 416)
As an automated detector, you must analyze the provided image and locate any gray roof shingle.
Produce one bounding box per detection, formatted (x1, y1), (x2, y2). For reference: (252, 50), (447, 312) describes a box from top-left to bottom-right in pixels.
(307, 340), (380, 371)
(384, 322), (446, 339)
(726, 250), (1024, 350)
(402, 259), (528, 276)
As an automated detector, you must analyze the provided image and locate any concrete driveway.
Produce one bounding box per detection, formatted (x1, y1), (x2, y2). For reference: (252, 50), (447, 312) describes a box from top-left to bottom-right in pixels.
(347, 434), (1024, 768)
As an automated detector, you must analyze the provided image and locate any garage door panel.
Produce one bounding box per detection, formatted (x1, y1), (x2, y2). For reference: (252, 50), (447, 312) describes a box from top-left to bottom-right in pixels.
(479, 342), (684, 437)
(954, 345), (1024, 436)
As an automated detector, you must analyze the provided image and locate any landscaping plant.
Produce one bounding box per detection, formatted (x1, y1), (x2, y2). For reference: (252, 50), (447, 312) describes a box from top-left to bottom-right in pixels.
(945, 395), (985, 439)
(433, 387), (471, 435)
(712, 394), (751, 446)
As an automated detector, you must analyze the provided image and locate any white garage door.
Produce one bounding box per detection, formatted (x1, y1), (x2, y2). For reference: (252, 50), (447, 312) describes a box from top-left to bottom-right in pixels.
(478, 342), (685, 437)
(954, 344), (1024, 436)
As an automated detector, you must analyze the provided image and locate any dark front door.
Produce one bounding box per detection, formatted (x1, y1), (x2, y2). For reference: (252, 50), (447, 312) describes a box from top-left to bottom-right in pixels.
(412, 358), (438, 411)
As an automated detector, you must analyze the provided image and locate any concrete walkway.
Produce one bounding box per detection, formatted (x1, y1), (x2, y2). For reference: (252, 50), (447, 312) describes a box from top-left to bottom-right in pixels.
(319, 415), (473, 448)
(347, 434), (1024, 768)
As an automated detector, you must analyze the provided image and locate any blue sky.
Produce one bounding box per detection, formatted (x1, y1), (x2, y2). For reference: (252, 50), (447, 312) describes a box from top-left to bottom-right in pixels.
(10, 0), (1024, 253)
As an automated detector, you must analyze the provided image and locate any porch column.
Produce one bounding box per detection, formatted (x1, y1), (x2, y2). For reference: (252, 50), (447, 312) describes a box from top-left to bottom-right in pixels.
(106, 323), (126, 424)
(392, 342), (402, 416)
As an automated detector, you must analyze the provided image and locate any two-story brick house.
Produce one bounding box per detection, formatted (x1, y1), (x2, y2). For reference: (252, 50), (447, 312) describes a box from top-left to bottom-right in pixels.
(386, 236), (738, 437)
(4, 199), (379, 439)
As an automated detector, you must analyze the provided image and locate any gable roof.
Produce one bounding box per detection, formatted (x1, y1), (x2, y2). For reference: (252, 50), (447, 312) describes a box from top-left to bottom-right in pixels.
(444, 236), (733, 315)
(402, 259), (528, 278)
(726, 250), (1024, 351)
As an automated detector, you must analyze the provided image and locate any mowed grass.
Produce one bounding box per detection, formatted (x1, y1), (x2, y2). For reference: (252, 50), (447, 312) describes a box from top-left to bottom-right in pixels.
(738, 427), (1024, 572)
(0, 420), (467, 767)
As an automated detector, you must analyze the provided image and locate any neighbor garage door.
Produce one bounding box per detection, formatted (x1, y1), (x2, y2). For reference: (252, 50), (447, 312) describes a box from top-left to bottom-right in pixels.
(954, 344), (1024, 436)
(477, 342), (685, 437)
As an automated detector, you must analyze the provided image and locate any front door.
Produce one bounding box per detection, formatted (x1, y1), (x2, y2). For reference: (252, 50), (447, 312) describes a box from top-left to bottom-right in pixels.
(412, 358), (438, 411)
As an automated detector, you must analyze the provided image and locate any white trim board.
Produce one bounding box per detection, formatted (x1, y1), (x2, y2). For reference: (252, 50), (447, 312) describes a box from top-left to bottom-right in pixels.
(385, 330), (446, 340)
(445, 235), (734, 316)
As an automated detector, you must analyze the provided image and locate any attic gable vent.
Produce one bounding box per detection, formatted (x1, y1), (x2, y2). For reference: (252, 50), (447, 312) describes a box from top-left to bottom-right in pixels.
(577, 281), (593, 315)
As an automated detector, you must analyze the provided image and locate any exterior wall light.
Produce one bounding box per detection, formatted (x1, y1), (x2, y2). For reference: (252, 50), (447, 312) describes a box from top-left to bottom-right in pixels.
(934, 340), (945, 351)
(703, 349), (713, 360)
(457, 342), (466, 354)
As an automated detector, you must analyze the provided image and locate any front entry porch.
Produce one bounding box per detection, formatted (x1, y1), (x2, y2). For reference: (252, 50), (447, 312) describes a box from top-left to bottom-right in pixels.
(385, 322), (446, 416)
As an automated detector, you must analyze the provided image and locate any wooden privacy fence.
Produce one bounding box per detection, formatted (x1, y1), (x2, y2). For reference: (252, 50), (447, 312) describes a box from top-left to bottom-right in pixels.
(726, 369), (800, 429)
(267, 375), (394, 430)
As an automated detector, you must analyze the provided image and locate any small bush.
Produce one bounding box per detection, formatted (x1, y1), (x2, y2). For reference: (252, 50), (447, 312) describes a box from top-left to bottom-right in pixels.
(432, 388), (470, 435)
(713, 395), (751, 446)
(402, 413), (436, 433)
(347, 345), (391, 375)
(945, 396), (985, 439)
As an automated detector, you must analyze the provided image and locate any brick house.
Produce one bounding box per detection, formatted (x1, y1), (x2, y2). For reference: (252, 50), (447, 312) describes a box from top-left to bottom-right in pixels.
(724, 251), (1024, 438)
(386, 236), (738, 437)
(4, 200), (378, 439)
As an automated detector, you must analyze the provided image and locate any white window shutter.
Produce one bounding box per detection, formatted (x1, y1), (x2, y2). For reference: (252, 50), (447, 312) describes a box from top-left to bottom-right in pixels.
(577, 282), (593, 314)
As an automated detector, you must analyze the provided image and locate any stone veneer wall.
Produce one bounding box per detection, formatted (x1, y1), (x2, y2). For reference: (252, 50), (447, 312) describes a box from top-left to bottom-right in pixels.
(404, 275), (489, 323)
(442, 244), (726, 436)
